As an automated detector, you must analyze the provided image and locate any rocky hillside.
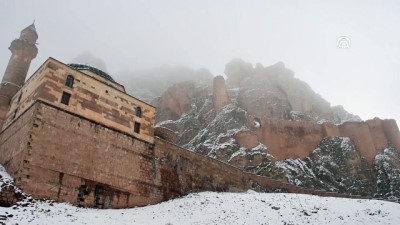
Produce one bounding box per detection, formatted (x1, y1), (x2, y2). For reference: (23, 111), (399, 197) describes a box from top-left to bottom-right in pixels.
(118, 65), (213, 103)
(146, 59), (400, 201)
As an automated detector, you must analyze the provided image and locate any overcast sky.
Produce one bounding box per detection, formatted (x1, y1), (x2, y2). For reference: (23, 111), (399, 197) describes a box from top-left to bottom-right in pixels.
(1, 0), (399, 122)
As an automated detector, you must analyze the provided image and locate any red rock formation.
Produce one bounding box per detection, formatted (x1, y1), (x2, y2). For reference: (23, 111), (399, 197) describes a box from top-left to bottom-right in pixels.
(322, 123), (340, 137)
(338, 121), (377, 161)
(253, 119), (324, 160)
(212, 76), (230, 111)
(234, 130), (259, 149)
(151, 82), (208, 123)
(382, 119), (400, 150)
(236, 118), (400, 162)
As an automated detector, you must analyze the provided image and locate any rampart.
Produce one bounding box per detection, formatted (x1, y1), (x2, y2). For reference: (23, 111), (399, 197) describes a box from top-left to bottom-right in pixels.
(0, 101), (363, 208)
(250, 118), (400, 161)
(255, 119), (324, 160)
(154, 126), (177, 144)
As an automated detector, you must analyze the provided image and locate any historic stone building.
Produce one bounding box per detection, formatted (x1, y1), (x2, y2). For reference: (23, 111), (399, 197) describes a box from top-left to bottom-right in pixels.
(1, 24), (399, 209)
(0, 24), (297, 208)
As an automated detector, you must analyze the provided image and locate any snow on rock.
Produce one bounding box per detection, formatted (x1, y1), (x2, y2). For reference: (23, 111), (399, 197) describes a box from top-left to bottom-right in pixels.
(184, 103), (249, 154)
(331, 105), (362, 125)
(4, 163), (398, 224)
(275, 137), (376, 195)
(374, 148), (400, 201)
(0, 165), (32, 207)
(0, 191), (399, 225)
(0, 165), (13, 192)
(0, 165), (16, 193)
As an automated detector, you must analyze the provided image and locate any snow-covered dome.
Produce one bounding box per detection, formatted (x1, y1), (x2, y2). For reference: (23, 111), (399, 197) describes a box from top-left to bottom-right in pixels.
(68, 63), (115, 82)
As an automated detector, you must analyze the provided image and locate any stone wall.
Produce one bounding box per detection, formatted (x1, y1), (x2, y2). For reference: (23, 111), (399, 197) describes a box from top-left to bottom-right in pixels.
(155, 138), (248, 196)
(381, 119), (400, 150)
(154, 127), (177, 144)
(254, 119), (325, 160)
(11, 102), (162, 208)
(3, 58), (156, 143)
(248, 118), (400, 161)
(0, 101), (363, 209)
(1, 101), (249, 208)
(0, 103), (36, 178)
(154, 138), (362, 199)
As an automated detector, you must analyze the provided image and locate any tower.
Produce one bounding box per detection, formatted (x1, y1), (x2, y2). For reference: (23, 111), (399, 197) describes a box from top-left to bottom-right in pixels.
(0, 23), (38, 127)
(212, 75), (231, 111)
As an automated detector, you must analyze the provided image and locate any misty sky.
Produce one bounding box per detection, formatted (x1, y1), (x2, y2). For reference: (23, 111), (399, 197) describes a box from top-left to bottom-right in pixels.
(1, 0), (399, 123)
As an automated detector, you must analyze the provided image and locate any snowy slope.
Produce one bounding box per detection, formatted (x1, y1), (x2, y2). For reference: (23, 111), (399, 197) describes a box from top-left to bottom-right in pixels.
(2, 163), (400, 225)
(1, 191), (400, 225)
(1, 164), (399, 225)
(2, 165), (400, 225)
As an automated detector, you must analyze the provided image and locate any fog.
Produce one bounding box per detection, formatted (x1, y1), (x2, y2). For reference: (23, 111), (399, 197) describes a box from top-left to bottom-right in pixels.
(1, 0), (399, 122)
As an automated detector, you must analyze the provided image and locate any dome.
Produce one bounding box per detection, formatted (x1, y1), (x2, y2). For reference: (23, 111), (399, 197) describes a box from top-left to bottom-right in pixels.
(68, 63), (115, 82)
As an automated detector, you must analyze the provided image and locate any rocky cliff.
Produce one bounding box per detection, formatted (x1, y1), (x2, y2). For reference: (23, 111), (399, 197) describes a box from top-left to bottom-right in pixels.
(118, 66), (213, 103)
(151, 59), (400, 201)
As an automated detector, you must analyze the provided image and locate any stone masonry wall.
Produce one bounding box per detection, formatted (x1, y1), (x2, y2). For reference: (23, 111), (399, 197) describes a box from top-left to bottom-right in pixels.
(4, 58), (156, 143)
(250, 118), (400, 161)
(154, 127), (177, 144)
(15, 102), (162, 208)
(0, 103), (36, 178)
(0, 101), (360, 208)
(154, 138), (358, 199)
(255, 119), (325, 160)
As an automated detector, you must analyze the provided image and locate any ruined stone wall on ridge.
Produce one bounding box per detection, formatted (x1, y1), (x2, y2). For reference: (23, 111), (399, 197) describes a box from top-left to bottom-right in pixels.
(249, 118), (400, 161)
(337, 119), (400, 161)
(380, 119), (400, 150)
(154, 138), (361, 199)
(254, 119), (325, 160)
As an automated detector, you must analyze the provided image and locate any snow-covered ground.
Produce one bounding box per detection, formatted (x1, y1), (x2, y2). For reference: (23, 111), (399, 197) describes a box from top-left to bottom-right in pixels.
(1, 191), (400, 225)
(2, 166), (400, 225)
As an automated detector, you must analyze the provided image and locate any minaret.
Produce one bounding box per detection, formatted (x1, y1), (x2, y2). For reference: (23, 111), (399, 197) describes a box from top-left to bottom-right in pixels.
(0, 23), (38, 127)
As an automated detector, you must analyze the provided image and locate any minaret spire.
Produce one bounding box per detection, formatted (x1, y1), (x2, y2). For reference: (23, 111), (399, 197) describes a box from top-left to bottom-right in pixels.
(0, 23), (38, 127)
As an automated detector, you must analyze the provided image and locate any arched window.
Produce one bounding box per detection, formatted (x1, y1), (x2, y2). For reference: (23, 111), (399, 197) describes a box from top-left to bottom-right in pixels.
(65, 75), (74, 88)
(136, 106), (142, 118)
